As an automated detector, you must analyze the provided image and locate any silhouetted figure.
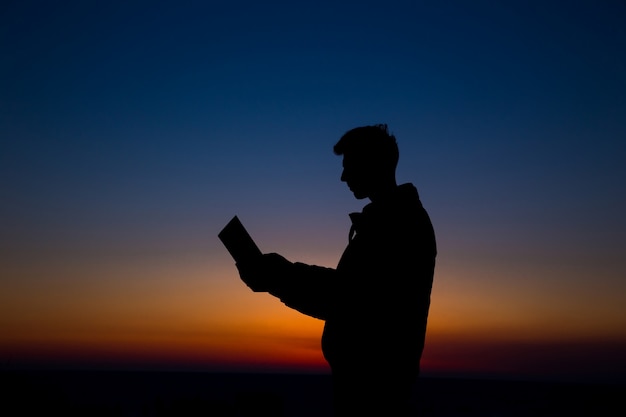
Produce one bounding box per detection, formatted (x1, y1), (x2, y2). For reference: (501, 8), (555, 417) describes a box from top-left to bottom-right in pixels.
(236, 124), (436, 416)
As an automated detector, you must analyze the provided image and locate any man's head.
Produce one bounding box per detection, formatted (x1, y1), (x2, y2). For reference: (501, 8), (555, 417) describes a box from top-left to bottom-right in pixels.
(334, 124), (399, 200)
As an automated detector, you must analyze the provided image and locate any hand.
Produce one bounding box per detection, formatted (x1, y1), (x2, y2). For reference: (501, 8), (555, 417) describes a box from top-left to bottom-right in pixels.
(236, 252), (292, 292)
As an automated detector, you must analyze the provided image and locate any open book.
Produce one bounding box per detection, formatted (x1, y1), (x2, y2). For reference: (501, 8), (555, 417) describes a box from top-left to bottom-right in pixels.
(218, 215), (262, 265)
(219, 215), (268, 292)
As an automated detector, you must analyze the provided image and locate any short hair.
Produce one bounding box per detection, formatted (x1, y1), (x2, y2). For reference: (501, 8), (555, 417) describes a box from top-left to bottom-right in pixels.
(334, 124), (399, 170)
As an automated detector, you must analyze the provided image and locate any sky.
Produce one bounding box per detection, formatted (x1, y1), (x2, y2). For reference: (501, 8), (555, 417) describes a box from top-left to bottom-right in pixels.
(1, 0), (625, 383)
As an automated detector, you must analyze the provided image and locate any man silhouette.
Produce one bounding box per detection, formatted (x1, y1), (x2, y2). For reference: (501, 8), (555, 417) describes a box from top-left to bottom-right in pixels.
(236, 124), (436, 416)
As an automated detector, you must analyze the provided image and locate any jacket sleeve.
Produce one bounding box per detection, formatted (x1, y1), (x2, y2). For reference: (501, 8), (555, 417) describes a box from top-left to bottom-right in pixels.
(268, 262), (336, 321)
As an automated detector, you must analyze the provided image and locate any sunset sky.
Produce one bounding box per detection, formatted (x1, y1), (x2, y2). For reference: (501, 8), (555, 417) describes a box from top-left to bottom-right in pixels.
(2, 1), (625, 383)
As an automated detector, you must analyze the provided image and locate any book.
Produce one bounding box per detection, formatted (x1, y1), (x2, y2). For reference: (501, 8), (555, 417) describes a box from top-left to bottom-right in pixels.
(218, 215), (262, 266)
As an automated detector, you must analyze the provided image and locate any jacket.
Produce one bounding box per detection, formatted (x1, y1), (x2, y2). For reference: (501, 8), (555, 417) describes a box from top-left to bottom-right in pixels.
(269, 183), (436, 376)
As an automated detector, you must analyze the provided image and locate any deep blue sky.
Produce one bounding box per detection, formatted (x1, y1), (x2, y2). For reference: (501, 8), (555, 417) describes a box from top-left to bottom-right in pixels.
(2, 1), (626, 380)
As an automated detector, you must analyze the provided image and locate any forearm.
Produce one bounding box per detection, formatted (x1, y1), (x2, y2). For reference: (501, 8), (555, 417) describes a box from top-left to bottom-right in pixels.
(269, 262), (336, 320)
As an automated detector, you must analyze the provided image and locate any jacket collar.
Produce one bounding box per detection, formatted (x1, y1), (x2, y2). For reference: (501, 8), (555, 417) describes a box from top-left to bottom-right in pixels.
(347, 183), (420, 241)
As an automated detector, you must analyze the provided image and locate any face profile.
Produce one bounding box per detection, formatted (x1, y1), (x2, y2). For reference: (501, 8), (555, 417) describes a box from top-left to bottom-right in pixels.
(340, 154), (376, 200)
(335, 124), (400, 202)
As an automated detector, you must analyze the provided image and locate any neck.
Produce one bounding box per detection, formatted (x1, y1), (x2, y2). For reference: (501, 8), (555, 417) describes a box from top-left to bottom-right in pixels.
(368, 179), (398, 203)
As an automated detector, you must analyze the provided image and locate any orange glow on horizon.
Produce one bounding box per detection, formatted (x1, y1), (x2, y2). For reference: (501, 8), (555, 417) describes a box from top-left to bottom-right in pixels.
(2, 250), (625, 381)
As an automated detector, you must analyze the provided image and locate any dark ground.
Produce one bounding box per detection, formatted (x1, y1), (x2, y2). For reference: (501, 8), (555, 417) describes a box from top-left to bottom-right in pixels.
(1, 370), (623, 416)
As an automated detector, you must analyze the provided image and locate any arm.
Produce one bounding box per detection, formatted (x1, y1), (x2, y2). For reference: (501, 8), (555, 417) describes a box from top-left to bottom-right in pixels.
(237, 253), (336, 320)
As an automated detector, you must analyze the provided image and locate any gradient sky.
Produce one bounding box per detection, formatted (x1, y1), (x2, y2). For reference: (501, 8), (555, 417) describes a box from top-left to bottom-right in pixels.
(2, 1), (625, 382)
